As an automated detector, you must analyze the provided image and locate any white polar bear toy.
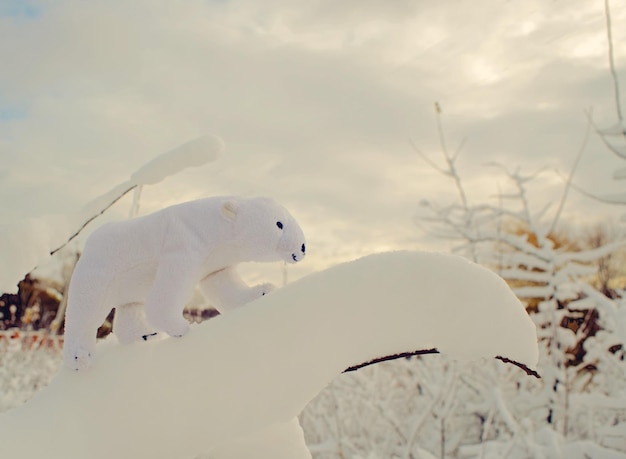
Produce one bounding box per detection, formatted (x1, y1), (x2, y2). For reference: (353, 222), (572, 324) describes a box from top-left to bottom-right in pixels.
(63, 196), (306, 371)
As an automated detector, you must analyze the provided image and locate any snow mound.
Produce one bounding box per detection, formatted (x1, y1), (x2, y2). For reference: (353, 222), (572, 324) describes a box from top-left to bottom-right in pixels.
(0, 251), (538, 459)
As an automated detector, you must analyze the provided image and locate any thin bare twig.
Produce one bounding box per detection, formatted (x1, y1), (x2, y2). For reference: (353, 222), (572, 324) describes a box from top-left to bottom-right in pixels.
(604, 0), (624, 125)
(434, 105), (469, 209)
(586, 107), (626, 160)
(50, 185), (137, 256)
(548, 114), (592, 235)
(556, 168), (626, 205)
(452, 137), (467, 163)
(409, 139), (448, 175)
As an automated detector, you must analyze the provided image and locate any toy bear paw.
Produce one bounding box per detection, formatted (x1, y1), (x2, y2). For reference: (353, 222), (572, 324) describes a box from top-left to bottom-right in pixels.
(164, 319), (190, 338)
(257, 282), (275, 297)
(68, 348), (92, 371)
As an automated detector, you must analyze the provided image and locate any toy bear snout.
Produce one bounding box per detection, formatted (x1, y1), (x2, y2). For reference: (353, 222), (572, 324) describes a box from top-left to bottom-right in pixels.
(290, 243), (306, 263)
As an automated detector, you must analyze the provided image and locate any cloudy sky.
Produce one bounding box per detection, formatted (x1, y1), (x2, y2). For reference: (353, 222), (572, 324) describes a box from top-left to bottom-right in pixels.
(1, 0), (625, 282)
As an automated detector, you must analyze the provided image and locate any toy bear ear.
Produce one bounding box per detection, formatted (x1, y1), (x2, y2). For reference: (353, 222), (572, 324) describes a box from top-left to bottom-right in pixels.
(220, 200), (239, 222)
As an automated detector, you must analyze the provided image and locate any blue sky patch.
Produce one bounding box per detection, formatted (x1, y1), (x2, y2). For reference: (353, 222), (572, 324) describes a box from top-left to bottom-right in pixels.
(0, 0), (40, 19)
(0, 105), (27, 121)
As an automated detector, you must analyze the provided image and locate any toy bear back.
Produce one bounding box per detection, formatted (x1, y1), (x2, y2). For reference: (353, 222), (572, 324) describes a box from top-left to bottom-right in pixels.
(63, 196), (306, 370)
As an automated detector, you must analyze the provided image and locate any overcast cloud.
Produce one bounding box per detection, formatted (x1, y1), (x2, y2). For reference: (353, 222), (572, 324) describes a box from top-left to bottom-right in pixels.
(1, 0), (625, 279)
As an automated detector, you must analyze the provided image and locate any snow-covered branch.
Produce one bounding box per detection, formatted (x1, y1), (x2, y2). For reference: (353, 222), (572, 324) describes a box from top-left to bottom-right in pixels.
(0, 251), (538, 459)
(344, 349), (541, 379)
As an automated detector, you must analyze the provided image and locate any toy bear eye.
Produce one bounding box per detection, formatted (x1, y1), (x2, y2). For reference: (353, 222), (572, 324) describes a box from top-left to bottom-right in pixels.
(276, 221), (283, 230)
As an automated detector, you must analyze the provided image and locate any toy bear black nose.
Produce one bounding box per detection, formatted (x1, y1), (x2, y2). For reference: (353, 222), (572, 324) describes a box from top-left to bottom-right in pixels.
(301, 243), (306, 254)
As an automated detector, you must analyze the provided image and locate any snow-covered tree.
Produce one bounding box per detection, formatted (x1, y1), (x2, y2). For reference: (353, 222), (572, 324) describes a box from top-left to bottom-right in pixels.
(412, 103), (626, 456)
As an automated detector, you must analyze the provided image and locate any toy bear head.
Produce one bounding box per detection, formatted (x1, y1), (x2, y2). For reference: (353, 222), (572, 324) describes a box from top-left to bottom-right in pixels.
(220, 197), (306, 264)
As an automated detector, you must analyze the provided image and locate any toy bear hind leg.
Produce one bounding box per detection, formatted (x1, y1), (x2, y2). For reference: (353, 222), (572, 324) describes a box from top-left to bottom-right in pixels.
(198, 266), (275, 313)
(143, 257), (198, 338)
(113, 302), (158, 344)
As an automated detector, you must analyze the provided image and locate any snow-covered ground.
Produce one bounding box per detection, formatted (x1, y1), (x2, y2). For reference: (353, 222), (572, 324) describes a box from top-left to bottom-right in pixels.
(0, 251), (538, 458)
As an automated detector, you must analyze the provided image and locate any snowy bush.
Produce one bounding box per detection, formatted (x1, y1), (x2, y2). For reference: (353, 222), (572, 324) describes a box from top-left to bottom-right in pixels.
(0, 331), (62, 412)
(406, 99), (626, 457)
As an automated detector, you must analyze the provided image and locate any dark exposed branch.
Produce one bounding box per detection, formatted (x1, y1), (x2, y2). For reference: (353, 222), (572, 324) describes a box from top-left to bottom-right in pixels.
(495, 355), (541, 379)
(344, 349), (541, 379)
(344, 349), (440, 372)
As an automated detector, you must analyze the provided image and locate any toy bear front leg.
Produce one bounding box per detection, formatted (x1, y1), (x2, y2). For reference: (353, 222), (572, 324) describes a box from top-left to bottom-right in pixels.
(144, 256), (198, 338)
(198, 267), (275, 313)
(113, 302), (157, 344)
(63, 327), (98, 371)
(63, 305), (107, 371)
(62, 264), (113, 371)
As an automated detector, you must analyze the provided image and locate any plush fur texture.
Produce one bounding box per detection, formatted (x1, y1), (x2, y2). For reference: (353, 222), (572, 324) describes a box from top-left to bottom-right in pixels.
(63, 196), (306, 370)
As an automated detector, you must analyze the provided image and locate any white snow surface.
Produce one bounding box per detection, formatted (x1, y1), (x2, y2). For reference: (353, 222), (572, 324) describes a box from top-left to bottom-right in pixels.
(199, 418), (312, 459)
(0, 134), (224, 293)
(0, 251), (538, 459)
